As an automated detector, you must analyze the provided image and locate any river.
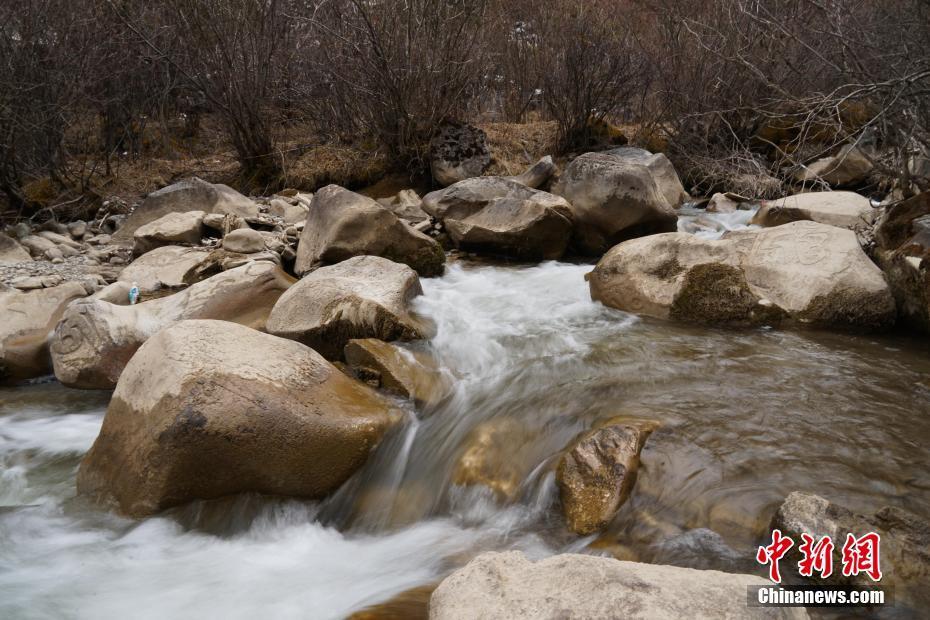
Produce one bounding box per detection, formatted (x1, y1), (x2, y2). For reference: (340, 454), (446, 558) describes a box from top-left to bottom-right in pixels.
(1, 208), (928, 618)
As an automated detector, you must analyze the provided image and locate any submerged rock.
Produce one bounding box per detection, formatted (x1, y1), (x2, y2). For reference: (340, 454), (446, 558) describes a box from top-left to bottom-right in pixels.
(588, 220), (895, 331)
(552, 149), (681, 255)
(751, 191), (875, 230)
(430, 551), (807, 619)
(268, 256), (426, 360)
(344, 338), (451, 410)
(132, 210), (205, 255)
(0, 282), (88, 384)
(422, 177), (573, 260)
(557, 419), (657, 535)
(76, 319), (403, 517)
(294, 185), (445, 278)
(51, 262), (293, 389)
(452, 418), (536, 501)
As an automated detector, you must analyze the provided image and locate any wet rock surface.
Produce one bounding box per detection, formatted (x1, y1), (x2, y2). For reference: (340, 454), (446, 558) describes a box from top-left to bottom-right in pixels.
(0, 282), (89, 384)
(589, 220), (896, 331)
(556, 418), (657, 535)
(76, 319), (403, 517)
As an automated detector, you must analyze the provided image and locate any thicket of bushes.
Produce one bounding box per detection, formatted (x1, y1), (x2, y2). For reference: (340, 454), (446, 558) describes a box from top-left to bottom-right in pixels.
(1, 0), (928, 216)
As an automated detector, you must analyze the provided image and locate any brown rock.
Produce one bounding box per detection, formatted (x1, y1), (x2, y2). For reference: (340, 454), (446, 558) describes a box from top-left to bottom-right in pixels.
(588, 221), (895, 331)
(76, 319), (403, 516)
(268, 255), (426, 360)
(552, 150), (680, 255)
(795, 145), (873, 187)
(1, 282), (88, 384)
(294, 185), (445, 278)
(556, 418), (657, 535)
(51, 262), (294, 389)
(132, 210), (205, 255)
(114, 177), (260, 242)
(222, 227), (265, 254)
(344, 338), (451, 410)
(751, 191), (874, 230)
(429, 121), (491, 186)
(422, 177), (573, 260)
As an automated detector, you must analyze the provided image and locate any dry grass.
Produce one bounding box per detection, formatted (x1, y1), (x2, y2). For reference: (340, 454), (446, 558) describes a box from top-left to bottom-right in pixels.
(479, 121), (560, 176)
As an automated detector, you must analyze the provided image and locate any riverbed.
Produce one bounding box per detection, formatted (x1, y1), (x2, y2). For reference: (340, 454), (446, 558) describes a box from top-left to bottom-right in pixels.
(1, 210), (928, 619)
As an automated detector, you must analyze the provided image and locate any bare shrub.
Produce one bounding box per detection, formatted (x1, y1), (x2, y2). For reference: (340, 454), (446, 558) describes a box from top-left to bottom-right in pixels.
(306, 0), (490, 172)
(532, 0), (649, 152)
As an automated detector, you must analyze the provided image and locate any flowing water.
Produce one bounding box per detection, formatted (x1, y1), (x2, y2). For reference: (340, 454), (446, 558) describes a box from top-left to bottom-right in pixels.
(2, 210), (929, 619)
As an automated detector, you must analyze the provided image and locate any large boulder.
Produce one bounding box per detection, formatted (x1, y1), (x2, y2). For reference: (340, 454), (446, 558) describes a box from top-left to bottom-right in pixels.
(772, 492), (929, 612)
(50, 262), (293, 389)
(344, 338), (451, 410)
(605, 147), (690, 208)
(0, 233), (32, 264)
(422, 177), (573, 260)
(268, 255), (426, 359)
(1, 282), (88, 384)
(430, 551), (807, 620)
(76, 319), (403, 517)
(132, 210), (205, 255)
(795, 145), (873, 187)
(117, 246), (215, 295)
(114, 177), (260, 242)
(557, 419), (657, 535)
(872, 192), (930, 332)
(294, 185), (445, 278)
(552, 150), (680, 255)
(588, 220), (895, 330)
(751, 191), (875, 230)
(429, 121), (491, 187)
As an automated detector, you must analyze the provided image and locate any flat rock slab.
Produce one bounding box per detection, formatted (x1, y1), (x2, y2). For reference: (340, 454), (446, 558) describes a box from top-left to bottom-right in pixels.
(430, 551), (807, 619)
(751, 191), (874, 230)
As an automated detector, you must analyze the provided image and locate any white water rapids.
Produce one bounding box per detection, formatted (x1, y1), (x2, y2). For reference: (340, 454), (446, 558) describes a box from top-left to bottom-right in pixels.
(2, 209), (929, 619)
